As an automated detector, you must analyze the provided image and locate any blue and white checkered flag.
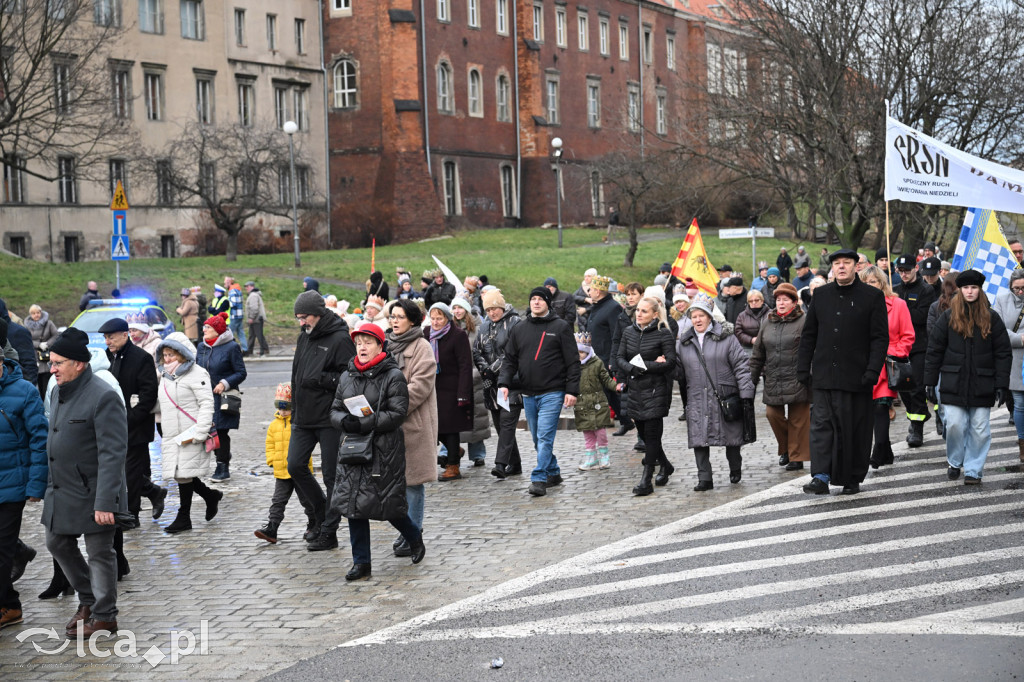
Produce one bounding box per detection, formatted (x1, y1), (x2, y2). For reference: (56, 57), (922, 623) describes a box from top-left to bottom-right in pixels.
(950, 208), (1020, 301)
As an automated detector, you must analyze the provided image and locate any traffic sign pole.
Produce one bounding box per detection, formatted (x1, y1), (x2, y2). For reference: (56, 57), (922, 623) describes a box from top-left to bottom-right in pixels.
(110, 181), (130, 290)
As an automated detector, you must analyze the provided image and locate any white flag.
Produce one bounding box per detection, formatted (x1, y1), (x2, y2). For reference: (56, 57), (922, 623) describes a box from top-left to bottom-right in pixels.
(884, 116), (1024, 213)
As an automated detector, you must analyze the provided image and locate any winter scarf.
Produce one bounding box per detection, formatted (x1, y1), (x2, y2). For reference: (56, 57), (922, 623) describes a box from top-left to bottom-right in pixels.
(354, 351), (388, 372)
(428, 323), (451, 366)
(24, 311), (49, 332)
(385, 326), (423, 370)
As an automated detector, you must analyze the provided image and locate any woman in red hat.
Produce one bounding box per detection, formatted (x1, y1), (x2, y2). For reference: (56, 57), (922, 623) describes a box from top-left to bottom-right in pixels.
(195, 312), (247, 482)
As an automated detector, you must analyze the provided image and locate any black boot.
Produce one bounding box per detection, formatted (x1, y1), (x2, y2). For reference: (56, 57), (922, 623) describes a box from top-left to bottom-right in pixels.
(307, 530), (338, 551)
(255, 522), (279, 543)
(114, 529), (130, 581)
(612, 422), (635, 437)
(632, 464), (655, 496)
(303, 517), (320, 542)
(38, 559), (73, 599)
(165, 482), (194, 534)
(12, 539), (36, 583)
(906, 420), (924, 448)
(654, 454), (674, 487)
(193, 478), (223, 521)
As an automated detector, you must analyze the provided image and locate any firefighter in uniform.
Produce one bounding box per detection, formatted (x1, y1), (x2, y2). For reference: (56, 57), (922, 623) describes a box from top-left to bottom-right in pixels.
(894, 254), (936, 446)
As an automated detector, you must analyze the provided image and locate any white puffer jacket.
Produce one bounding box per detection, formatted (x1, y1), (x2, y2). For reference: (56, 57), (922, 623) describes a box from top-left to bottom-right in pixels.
(156, 333), (215, 480)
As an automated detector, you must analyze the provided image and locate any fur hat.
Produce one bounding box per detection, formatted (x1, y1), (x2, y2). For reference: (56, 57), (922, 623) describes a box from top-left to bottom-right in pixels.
(204, 311), (229, 335)
(590, 275), (611, 292)
(688, 293), (715, 319)
(294, 290), (328, 317)
(482, 289), (506, 310)
(773, 282), (799, 303)
(49, 328), (91, 363)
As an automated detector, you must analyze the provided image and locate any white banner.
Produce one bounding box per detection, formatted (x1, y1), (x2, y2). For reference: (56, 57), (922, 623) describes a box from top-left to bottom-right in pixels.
(884, 116), (1024, 213)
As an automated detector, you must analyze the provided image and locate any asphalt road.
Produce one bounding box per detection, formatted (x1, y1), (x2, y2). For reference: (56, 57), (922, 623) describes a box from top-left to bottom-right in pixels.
(274, 419), (1024, 681)
(243, 359), (292, 388)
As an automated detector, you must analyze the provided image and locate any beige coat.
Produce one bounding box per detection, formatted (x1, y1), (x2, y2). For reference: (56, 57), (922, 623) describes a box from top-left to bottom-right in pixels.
(176, 294), (200, 340)
(156, 334), (215, 480)
(395, 337), (438, 486)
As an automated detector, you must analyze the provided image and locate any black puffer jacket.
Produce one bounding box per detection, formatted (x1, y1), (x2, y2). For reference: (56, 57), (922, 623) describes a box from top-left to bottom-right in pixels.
(473, 306), (521, 409)
(549, 288), (577, 328)
(925, 307), (1012, 408)
(615, 320), (677, 421)
(424, 280), (456, 308)
(291, 313), (356, 428)
(329, 354), (410, 521)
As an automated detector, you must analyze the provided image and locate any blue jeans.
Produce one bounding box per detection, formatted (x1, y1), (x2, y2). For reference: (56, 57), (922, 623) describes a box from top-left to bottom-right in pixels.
(438, 442), (486, 462)
(1013, 390), (1024, 439)
(229, 318), (247, 349)
(943, 404), (992, 478)
(406, 484), (424, 530)
(523, 392), (564, 483)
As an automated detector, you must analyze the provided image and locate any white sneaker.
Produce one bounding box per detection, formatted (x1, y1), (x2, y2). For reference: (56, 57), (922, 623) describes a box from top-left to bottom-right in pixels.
(578, 452), (599, 470)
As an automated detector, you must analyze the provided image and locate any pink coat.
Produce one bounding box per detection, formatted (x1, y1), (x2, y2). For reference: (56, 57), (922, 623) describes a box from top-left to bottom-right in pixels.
(874, 295), (915, 399)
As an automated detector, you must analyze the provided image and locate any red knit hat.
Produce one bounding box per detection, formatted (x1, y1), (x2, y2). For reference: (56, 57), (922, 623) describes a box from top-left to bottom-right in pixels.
(204, 311), (229, 335)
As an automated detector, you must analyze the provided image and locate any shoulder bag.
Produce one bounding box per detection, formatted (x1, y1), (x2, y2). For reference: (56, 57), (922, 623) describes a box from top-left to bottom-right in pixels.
(162, 382), (220, 453)
(693, 343), (743, 422)
(885, 355), (914, 391)
(338, 385), (384, 466)
(220, 388), (242, 417)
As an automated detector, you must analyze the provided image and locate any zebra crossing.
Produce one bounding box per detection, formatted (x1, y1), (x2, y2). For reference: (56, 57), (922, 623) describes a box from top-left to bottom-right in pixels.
(345, 418), (1024, 647)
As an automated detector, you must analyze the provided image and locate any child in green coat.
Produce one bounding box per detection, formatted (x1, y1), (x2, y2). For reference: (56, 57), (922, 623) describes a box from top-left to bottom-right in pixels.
(573, 333), (622, 470)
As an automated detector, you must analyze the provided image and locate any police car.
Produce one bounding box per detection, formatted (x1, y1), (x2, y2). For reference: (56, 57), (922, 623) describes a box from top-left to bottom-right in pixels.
(69, 299), (176, 351)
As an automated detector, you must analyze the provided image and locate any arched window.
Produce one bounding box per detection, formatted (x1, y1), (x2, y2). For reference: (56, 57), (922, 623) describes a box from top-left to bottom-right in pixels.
(496, 74), (510, 122)
(468, 69), (482, 116)
(333, 60), (357, 109)
(437, 62), (453, 113)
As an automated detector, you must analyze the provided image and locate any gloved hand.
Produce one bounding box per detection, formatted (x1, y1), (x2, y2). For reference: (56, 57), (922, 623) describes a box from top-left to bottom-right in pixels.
(925, 386), (937, 403)
(996, 387), (1010, 407)
(481, 377), (493, 390)
(797, 372), (810, 386)
(861, 370), (878, 387)
(341, 415), (361, 433)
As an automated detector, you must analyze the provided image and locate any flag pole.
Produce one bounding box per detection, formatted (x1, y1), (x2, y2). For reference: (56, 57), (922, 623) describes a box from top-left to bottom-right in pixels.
(885, 202), (891, 275)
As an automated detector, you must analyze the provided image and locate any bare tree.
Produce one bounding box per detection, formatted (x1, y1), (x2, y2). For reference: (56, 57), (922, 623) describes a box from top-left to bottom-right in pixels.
(136, 123), (321, 261)
(0, 0), (134, 180)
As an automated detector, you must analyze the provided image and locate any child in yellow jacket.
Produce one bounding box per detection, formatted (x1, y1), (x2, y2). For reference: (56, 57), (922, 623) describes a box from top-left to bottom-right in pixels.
(255, 383), (316, 543)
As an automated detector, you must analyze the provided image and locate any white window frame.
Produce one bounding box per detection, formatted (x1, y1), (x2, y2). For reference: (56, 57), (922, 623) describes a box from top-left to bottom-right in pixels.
(496, 0), (507, 35)
(94, 0), (121, 27)
(468, 68), (482, 117)
(706, 43), (722, 94)
(144, 70), (164, 120)
(57, 156), (77, 204)
(237, 79), (254, 126)
(619, 23), (628, 60)
(180, 0), (204, 40)
(598, 18), (608, 55)
(54, 61), (71, 114)
(496, 73), (510, 122)
(295, 18), (305, 53)
(546, 76), (559, 125)
(666, 34), (675, 70)
(590, 171), (604, 217)
(199, 161), (216, 200)
(292, 87), (309, 131)
(500, 164), (516, 218)
(139, 0), (164, 34)
(195, 74), (214, 124)
(266, 13), (277, 51)
(332, 0), (351, 10)
(274, 85), (288, 127)
(555, 8), (566, 47)
(656, 92), (666, 135)
(333, 60), (357, 109)
(2, 155), (26, 204)
(468, 0), (479, 28)
(437, 0), (449, 22)
(627, 84), (639, 132)
(234, 7), (245, 45)
(577, 12), (588, 51)
(532, 3), (543, 41)
(643, 25), (652, 63)
(586, 79), (600, 128)
(443, 160), (460, 216)
(108, 158), (127, 199)
(437, 61), (453, 113)
(111, 65), (131, 119)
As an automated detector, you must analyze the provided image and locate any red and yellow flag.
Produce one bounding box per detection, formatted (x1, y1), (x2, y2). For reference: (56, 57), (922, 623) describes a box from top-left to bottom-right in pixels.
(671, 219), (719, 296)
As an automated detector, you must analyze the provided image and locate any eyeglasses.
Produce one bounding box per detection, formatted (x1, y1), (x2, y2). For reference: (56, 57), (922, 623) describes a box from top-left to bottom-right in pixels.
(48, 360), (69, 368)
(388, 314), (406, 320)
(1012, 286), (1024, 292)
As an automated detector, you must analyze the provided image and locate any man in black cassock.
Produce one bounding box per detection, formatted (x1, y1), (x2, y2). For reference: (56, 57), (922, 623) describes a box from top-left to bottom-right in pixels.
(797, 249), (889, 495)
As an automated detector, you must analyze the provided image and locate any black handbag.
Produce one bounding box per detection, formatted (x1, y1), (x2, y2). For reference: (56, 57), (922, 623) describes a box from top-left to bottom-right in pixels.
(886, 355), (914, 391)
(694, 344), (744, 422)
(337, 387), (384, 466)
(220, 389), (242, 417)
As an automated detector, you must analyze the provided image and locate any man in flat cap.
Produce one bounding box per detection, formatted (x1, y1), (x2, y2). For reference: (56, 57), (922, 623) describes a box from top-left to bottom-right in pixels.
(43, 328), (128, 637)
(894, 254), (937, 447)
(797, 249), (888, 495)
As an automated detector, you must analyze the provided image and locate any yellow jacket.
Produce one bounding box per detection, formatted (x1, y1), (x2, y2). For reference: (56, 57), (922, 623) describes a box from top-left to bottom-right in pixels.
(265, 412), (311, 479)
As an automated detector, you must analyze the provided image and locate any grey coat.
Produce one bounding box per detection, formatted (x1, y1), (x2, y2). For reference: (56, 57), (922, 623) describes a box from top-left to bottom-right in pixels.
(42, 366), (128, 535)
(993, 290), (1024, 392)
(749, 308), (811, 405)
(676, 322), (754, 448)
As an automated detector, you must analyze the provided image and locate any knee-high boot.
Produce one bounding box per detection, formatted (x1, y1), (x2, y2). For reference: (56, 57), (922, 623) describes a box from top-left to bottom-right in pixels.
(165, 482), (194, 533)
(192, 477), (223, 521)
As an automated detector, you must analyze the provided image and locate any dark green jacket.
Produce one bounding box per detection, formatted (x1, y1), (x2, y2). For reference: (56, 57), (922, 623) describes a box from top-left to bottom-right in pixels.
(574, 356), (617, 431)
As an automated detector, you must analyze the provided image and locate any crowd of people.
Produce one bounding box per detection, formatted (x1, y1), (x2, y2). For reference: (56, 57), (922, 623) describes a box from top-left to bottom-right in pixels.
(2, 236), (1022, 640)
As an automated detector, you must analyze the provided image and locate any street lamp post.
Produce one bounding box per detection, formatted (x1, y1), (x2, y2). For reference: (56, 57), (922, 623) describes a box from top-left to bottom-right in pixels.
(283, 120), (301, 268)
(551, 137), (563, 248)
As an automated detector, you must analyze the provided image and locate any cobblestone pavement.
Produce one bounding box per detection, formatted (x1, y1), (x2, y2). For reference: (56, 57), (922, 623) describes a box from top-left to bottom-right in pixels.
(1, 383), (883, 679)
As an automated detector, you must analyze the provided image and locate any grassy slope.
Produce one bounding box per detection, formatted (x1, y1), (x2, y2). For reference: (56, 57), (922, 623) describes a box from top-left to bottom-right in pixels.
(0, 227), (813, 344)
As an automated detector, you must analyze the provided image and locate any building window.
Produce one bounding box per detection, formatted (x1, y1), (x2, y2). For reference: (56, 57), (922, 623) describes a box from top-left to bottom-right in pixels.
(586, 79), (600, 128)
(108, 159), (127, 198)
(333, 60), (357, 108)
(532, 3), (543, 41)
(156, 160), (174, 205)
(180, 0), (203, 39)
(656, 91), (666, 135)
(296, 165), (310, 204)
(144, 70), (164, 120)
(500, 164), (516, 217)
(643, 25), (652, 63)
(599, 18), (608, 55)
(437, 0), (449, 22)
(577, 13), (588, 51)
(666, 35), (675, 70)
(274, 86), (288, 127)
(161, 235), (175, 258)
(278, 167), (292, 206)
(195, 74), (214, 124)
(237, 79), (255, 126)
(627, 83), (639, 131)
(706, 44), (722, 94)
(723, 47), (747, 97)
(590, 171), (603, 217)
(111, 63), (131, 119)
(467, 69), (482, 117)
(54, 60), (72, 114)
(292, 87), (309, 130)
(94, 0), (121, 26)
(199, 161), (215, 200)
(496, 74), (510, 122)
(332, 0), (351, 10)
(496, 0), (507, 35)
(295, 18), (305, 53)
(468, 0), (478, 28)
(57, 156), (77, 204)
(2, 155), (26, 203)
(555, 8), (566, 47)
(64, 236), (80, 263)
(437, 61), (453, 113)
(618, 23), (628, 60)
(139, 0), (163, 33)
(8, 236), (26, 258)
(545, 76), (559, 125)
(234, 8), (245, 45)
(442, 161), (459, 215)
(47, 0), (68, 20)
(266, 14), (277, 50)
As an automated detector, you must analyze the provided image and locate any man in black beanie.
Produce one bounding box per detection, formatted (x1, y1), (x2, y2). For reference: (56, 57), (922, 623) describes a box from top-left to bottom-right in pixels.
(289, 291), (357, 551)
(44, 327), (128, 637)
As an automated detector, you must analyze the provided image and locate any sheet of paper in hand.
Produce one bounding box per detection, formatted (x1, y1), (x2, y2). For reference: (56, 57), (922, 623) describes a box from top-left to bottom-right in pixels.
(344, 394), (374, 417)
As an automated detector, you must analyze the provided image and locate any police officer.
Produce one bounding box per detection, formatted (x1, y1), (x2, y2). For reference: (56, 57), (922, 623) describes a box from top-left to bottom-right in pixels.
(894, 254), (936, 446)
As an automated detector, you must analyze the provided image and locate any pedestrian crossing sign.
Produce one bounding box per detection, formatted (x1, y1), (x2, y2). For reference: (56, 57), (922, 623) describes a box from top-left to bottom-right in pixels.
(111, 235), (130, 261)
(110, 180), (129, 210)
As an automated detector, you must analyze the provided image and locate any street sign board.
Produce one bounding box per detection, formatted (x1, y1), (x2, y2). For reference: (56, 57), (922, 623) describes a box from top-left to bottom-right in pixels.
(111, 235), (130, 261)
(112, 210), (127, 236)
(719, 227), (776, 239)
(755, 227), (775, 238)
(110, 181), (129, 210)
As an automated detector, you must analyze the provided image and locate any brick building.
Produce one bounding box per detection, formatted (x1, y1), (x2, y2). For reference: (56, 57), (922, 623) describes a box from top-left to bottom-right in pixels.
(324, 0), (741, 245)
